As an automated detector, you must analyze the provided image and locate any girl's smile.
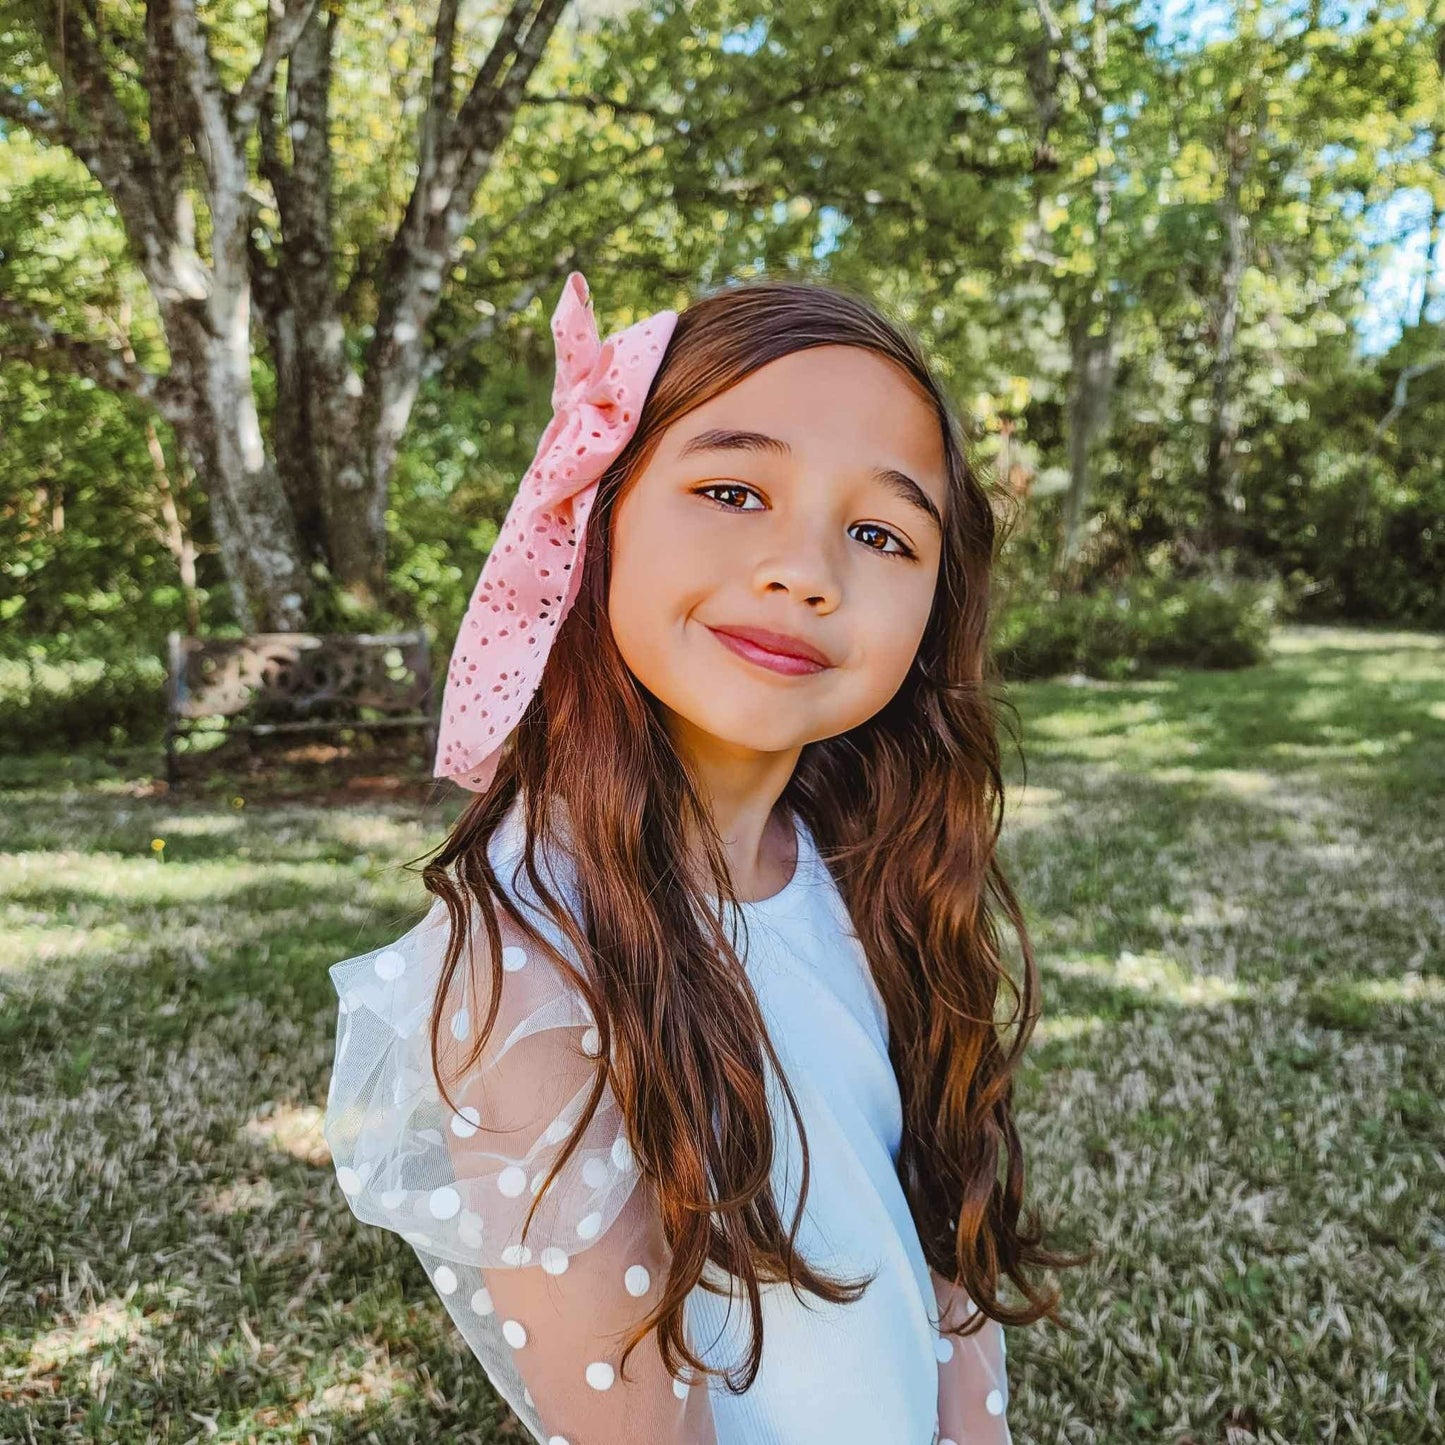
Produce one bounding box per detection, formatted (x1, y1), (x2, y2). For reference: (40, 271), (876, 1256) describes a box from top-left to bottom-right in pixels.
(704, 622), (834, 676)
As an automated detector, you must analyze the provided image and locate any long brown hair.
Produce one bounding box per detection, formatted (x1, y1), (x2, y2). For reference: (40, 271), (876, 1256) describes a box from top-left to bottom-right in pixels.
(417, 274), (1087, 1395)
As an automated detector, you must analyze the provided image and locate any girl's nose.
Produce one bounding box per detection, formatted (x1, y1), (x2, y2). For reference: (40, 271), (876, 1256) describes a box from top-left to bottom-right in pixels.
(745, 510), (844, 608)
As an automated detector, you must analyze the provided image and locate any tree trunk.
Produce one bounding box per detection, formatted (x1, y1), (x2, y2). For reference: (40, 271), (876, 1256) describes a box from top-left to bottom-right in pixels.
(0, 0), (573, 631)
(146, 432), (201, 635)
(1058, 306), (1117, 587)
(163, 301), (310, 631)
(250, 0), (573, 612)
(1203, 112), (1252, 565)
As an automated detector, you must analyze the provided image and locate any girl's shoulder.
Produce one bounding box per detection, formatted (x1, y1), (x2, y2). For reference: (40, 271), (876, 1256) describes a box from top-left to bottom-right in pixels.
(487, 791), (584, 928)
(323, 795), (631, 1273)
(326, 793), (587, 1046)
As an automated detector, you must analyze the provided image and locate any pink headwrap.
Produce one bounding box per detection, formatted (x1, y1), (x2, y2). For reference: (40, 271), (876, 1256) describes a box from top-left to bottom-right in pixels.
(433, 271), (680, 792)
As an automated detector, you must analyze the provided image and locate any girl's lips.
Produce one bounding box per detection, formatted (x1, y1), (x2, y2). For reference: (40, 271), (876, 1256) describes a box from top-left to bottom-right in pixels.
(707, 626), (829, 676)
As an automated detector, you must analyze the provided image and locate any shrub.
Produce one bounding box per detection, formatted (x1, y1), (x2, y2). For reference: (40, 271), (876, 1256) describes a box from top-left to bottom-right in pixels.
(0, 647), (168, 753)
(993, 574), (1280, 681)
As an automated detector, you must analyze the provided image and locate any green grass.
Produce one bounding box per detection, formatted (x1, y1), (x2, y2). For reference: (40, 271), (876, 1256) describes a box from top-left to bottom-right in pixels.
(1, 624), (1440, 1442)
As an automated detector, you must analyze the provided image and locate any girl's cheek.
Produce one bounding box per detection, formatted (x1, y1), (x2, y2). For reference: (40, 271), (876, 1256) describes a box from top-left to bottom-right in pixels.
(669, 492), (730, 547)
(857, 582), (931, 655)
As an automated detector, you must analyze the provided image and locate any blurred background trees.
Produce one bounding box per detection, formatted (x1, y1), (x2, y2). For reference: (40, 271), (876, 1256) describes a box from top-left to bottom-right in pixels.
(1, 0), (1441, 744)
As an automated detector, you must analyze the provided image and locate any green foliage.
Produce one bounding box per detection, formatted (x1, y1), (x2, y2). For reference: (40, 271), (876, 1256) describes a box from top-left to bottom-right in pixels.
(1274, 450), (1445, 629)
(994, 573), (1280, 681)
(1253, 324), (1445, 629)
(0, 361), (226, 643)
(2, 0), (1442, 672)
(0, 646), (167, 754)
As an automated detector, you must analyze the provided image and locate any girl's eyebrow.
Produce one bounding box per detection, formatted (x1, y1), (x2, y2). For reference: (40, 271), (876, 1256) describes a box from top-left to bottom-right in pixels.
(677, 427), (944, 533)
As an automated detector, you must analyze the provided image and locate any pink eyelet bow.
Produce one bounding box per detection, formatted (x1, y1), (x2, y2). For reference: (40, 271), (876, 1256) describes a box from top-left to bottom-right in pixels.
(434, 271), (679, 792)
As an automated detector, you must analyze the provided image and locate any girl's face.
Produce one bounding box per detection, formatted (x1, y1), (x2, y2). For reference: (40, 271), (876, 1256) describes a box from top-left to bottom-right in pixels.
(608, 345), (948, 769)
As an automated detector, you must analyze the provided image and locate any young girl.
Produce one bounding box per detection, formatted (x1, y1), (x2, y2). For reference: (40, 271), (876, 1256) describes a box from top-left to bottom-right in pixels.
(324, 271), (1080, 1444)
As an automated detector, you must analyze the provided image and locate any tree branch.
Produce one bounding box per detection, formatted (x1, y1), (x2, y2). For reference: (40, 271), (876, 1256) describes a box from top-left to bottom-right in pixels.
(365, 0), (570, 392)
(1033, 0), (1103, 112)
(423, 246), (582, 381)
(1370, 354), (1445, 450)
(167, 0), (240, 186)
(13, 6), (162, 243)
(43, 0), (154, 171)
(445, 0), (571, 205)
(0, 295), (180, 418)
(423, 0), (464, 160)
(233, 0), (323, 137)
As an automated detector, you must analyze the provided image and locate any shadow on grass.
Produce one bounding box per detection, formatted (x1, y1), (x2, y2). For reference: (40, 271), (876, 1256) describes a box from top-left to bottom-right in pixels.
(1014, 628), (1445, 786)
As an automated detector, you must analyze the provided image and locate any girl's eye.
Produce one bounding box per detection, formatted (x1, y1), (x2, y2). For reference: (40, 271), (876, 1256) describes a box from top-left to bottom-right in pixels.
(694, 483), (762, 513)
(691, 484), (918, 561)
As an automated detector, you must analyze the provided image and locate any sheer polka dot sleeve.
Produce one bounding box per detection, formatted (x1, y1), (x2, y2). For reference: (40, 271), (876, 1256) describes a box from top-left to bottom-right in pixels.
(928, 1267), (1012, 1445)
(324, 895), (717, 1445)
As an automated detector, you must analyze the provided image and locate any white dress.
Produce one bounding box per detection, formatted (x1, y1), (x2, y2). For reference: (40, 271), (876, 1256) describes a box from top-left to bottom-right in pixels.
(323, 799), (1011, 1445)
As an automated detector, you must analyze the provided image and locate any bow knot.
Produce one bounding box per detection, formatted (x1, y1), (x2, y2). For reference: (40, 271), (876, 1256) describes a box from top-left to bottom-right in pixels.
(529, 282), (636, 503)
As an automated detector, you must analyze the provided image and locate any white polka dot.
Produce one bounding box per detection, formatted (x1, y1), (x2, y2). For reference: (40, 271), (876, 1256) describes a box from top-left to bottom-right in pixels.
(458, 1211), (484, 1248)
(672, 1375), (689, 1399)
(450, 1008), (470, 1040)
(501, 1242), (532, 1266)
(941, 1439), (959, 1445)
(576, 1210), (602, 1240)
(502, 1318), (528, 1348)
(985, 1389), (1004, 1415)
(523, 1387), (533, 1408)
(403, 1229), (432, 1246)
(429, 1186), (461, 1220)
(471, 1286), (494, 1315)
(380, 1188), (406, 1210)
(501, 944), (529, 971)
(580, 1025), (600, 1056)
(624, 1264), (651, 1296)
(531, 1170), (548, 1195)
(611, 1135), (634, 1172)
(582, 1156), (610, 1188)
(965, 1297), (978, 1318)
(451, 1105), (481, 1139)
(433, 1265), (458, 1295)
(541, 1246), (570, 1275)
(584, 1361), (614, 1390)
(543, 1116), (574, 1144)
(335, 1166), (362, 1195)
(548, 1437), (571, 1445)
(497, 1165), (527, 1197)
(374, 949), (406, 980)
(935, 1335), (954, 1363)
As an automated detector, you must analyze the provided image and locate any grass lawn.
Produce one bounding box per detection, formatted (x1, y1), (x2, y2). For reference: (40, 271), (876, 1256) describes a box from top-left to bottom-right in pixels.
(1, 623), (1440, 1443)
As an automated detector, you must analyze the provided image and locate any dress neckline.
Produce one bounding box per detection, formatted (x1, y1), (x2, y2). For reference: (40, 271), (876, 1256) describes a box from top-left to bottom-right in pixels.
(498, 794), (815, 914)
(708, 808), (813, 915)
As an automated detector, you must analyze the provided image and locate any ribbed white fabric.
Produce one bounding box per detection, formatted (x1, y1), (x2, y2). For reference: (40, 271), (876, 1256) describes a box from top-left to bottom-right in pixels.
(323, 799), (1011, 1444)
